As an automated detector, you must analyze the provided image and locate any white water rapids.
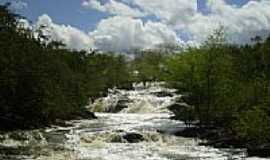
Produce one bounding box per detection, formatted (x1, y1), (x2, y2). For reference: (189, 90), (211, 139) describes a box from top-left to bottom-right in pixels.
(0, 82), (268, 160)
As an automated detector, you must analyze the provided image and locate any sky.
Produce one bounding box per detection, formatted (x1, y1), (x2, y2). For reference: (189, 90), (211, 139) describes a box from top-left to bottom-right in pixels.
(1, 0), (270, 51)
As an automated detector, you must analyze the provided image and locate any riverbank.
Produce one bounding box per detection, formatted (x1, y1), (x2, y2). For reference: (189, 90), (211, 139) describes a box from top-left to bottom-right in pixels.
(175, 126), (270, 158)
(0, 110), (97, 131)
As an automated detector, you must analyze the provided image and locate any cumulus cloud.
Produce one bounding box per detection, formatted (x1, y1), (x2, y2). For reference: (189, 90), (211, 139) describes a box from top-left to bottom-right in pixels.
(90, 16), (180, 51)
(83, 0), (270, 45)
(184, 0), (270, 44)
(32, 0), (270, 51)
(35, 14), (94, 51)
(32, 14), (179, 51)
(82, 0), (145, 17)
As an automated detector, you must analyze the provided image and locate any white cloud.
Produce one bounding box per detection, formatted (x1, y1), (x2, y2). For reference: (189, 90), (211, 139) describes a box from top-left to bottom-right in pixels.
(131, 0), (197, 27)
(32, 0), (270, 51)
(183, 0), (270, 44)
(82, 0), (145, 17)
(90, 16), (180, 51)
(35, 14), (94, 51)
(33, 14), (179, 51)
(95, 0), (270, 45)
(82, 0), (106, 12)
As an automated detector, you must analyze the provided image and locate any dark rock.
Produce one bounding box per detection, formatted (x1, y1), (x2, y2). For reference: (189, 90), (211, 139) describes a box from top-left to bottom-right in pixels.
(78, 111), (98, 119)
(248, 144), (270, 158)
(85, 111), (98, 119)
(43, 132), (67, 144)
(202, 135), (245, 149)
(176, 127), (246, 149)
(115, 129), (125, 133)
(0, 146), (32, 155)
(152, 91), (174, 97)
(167, 103), (189, 111)
(167, 103), (190, 119)
(168, 103), (195, 127)
(117, 83), (134, 90)
(181, 94), (198, 105)
(174, 127), (204, 138)
(122, 133), (145, 143)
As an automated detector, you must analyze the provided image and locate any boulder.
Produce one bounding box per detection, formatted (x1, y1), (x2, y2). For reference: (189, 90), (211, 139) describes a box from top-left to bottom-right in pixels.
(152, 91), (174, 97)
(167, 103), (190, 117)
(168, 103), (195, 127)
(181, 94), (198, 105)
(122, 133), (145, 143)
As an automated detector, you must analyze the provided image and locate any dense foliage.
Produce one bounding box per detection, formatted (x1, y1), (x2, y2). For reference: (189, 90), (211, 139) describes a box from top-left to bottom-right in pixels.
(0, 5), (132, 129)
(164, 28), (270, 145)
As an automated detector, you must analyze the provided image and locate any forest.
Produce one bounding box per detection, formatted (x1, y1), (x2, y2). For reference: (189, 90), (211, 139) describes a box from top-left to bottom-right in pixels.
(1, 3), (270, 157)
(0, 4), (133, 129)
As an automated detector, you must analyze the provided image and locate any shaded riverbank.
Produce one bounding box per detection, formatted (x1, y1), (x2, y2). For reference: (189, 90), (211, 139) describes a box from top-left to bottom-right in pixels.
(175, 126), (270, 158)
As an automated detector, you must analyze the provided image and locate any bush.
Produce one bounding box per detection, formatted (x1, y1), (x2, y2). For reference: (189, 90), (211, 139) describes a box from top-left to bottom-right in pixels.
(233, 107), (270, 144)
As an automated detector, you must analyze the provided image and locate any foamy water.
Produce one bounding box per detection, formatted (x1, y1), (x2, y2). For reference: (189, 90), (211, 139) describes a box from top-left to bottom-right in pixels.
(0, 82), (269, 160)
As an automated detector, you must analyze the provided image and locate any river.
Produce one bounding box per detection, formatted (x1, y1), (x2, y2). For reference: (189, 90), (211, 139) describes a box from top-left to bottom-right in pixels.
(0, 82), (268, 160)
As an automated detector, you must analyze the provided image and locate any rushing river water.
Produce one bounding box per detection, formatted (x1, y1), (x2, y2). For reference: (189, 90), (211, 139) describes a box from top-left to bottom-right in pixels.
(0, 83), (269, 160)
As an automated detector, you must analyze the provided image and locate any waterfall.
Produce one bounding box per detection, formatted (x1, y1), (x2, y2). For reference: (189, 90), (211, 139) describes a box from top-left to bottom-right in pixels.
(0, 82), (264, 160)
(89, 82), (180, 114)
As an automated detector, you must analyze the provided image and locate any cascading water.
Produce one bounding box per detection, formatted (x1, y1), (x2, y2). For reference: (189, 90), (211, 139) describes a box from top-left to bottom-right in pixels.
(89, 82), (179, 114)
(0, 82), (268, 160)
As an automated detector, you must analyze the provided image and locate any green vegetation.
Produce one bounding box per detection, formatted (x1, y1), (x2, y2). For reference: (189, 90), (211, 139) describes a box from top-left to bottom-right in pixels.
(0, 4), (132, 130)
(131, 50), (168, 84)
(164, 28), (270, 147)
(1, 3), (270, 155)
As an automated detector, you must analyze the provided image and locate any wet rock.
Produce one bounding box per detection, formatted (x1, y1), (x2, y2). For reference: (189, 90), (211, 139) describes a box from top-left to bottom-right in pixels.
(117, 83), (134, 90)
(122, 133), (145, 143)
(110, 135), (125, 143)
(168, 103), (195, 126)
(167, 103), (190, 118)
(43, 131), (67, 144)
(108, 100), (129, 113)
(77, 110), (98, 119)
(175, 127), (247, 151)
(174, 127), (203, 138)
(248, 144), (270, 158)
(0, 146), (32, 156)
(168, 103), (189, 111)
(115, 129), (125, 133)
(181, 94), (198, 105)
(152, 91), (174, 97)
